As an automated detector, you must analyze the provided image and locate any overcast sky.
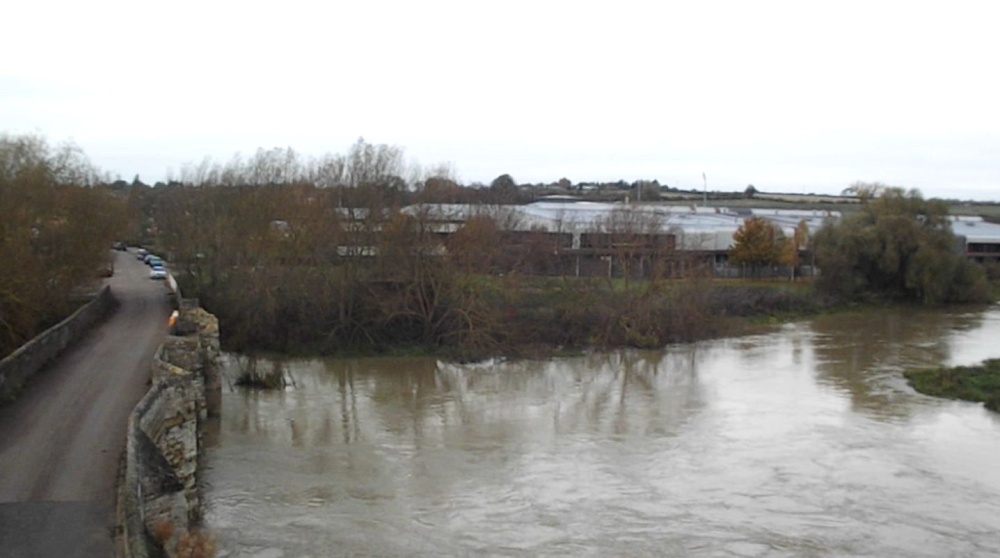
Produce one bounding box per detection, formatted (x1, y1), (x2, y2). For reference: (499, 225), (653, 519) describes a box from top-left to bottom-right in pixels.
(3, 1), (999, 200)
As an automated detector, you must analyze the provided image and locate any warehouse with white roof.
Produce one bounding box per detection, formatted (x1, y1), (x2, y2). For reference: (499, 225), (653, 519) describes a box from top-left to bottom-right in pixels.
(396, 201), (999, 278)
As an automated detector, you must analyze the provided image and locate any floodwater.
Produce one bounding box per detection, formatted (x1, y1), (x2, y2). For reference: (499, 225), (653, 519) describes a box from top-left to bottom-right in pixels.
(204, 306), (1000, 557)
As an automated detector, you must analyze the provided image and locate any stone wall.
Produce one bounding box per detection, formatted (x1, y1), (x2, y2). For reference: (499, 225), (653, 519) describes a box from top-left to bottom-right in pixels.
(0, 286), (116, 401)
(121, 303), (221, 558)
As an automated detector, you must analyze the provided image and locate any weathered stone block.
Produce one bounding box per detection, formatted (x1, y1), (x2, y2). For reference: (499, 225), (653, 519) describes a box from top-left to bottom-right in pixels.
(121, 303), (222, 557)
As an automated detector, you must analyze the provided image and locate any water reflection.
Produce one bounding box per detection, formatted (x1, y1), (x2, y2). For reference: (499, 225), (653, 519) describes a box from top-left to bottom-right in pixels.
(811, 307), (987, 418)
(205, 306), (1000, 558)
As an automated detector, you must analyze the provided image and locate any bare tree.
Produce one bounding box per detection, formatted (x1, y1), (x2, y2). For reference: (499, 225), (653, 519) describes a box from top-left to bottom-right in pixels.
(0, 134), (124, 355)
(597, 206), (667, 287)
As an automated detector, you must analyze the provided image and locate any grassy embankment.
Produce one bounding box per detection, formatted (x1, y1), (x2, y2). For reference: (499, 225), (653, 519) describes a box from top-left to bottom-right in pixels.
(905, 359), (1000, 412)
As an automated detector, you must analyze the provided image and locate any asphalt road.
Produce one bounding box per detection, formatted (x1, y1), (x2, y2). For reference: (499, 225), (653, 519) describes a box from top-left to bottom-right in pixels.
(0, 250), (172, 557)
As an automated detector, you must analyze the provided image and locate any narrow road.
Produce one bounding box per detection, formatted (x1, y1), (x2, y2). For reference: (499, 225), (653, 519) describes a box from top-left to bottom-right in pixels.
(0, 250), (171, 557)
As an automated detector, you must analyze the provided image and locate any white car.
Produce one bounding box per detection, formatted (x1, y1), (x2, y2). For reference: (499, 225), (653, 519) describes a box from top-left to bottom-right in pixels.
(150, 265), (167, 280)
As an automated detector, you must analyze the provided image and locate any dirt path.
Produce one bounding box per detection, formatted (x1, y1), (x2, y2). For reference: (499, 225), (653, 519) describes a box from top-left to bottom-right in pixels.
(0, 249), (171, 556)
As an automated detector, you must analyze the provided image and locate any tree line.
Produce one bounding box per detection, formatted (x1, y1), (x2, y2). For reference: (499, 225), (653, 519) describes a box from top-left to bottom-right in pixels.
(141, 140), (755, 355)
(0, 134), (126, 357)
(727, 184), (991, 303)
(148, 179), (721, 357)
(3, 133), (994, 360)
(157, 139), (536, 207)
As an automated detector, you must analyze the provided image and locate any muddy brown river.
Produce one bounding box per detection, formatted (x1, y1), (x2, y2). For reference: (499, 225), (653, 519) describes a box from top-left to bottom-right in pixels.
(204, 306), (1000, 557)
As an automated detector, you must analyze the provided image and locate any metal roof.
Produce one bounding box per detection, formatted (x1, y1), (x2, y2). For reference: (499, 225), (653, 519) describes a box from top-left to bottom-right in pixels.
(507, 203), (832, 251)
(949, 216), (1000, 244)
(393, 203), (1000, 252)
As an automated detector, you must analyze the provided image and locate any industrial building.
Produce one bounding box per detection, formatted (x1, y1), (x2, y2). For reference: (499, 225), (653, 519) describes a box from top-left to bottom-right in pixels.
(950, 216), (1000, 262)
(398, 201), (1000, 278)
(400, 201), (839, 278)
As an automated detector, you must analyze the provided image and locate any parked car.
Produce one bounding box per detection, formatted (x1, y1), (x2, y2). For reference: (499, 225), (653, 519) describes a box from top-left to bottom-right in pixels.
(113, 241), (127, 251)
(136, 248), (148, 260)
(146, 256), (163, 267)
(150, 265), (167, 280)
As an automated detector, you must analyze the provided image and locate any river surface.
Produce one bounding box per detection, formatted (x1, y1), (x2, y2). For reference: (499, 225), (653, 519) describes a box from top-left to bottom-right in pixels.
(204, 306), (1000, 557)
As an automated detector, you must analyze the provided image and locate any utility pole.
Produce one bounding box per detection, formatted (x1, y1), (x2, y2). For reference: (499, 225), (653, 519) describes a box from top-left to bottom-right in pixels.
(702, 172), (707, 207)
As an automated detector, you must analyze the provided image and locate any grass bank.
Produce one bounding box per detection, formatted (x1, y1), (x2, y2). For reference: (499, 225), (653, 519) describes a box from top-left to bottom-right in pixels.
(904, 359), (1000, 412)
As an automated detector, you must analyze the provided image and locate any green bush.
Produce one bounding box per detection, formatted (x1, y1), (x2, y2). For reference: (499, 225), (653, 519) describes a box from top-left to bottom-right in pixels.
(904, 358), (1000, 411)
(813, 187), (989, 304)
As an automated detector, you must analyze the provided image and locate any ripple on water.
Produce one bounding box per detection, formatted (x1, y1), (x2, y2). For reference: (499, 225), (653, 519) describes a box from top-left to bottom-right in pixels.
(205, 307), (1000, 557)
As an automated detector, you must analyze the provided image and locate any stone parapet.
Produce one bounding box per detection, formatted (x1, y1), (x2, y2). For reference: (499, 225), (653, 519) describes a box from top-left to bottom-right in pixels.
(120, 304), (221, 557)
(0, 286), (116, 401)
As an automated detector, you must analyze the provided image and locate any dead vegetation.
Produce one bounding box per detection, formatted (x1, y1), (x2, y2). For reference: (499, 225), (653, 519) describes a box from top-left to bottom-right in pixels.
(0, 134), (126, 357)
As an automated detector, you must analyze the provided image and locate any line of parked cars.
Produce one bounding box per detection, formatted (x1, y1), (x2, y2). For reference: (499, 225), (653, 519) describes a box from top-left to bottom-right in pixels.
(136, 248), (168, 280)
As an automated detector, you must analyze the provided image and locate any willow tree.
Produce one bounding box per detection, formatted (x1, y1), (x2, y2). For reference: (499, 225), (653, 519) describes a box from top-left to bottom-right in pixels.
(813, 188), (987, 303)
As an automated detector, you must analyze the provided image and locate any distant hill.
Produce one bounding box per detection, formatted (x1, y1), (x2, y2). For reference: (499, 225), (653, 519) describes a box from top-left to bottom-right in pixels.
(572, 186), (1000, 220)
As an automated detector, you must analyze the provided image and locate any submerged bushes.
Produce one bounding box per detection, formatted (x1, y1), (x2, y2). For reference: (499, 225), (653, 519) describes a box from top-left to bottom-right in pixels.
(905, 359), (1000, 412)
(188, 267), (823, 359)
(232, 355), (287, 389)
